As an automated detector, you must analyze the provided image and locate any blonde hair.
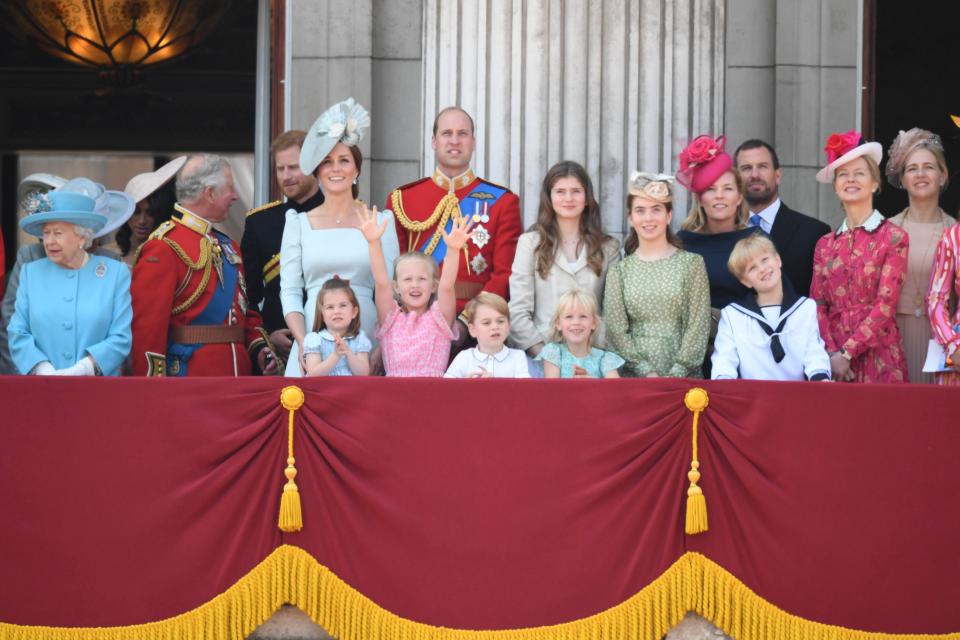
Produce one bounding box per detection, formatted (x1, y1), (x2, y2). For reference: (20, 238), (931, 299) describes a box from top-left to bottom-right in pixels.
(463, 292), (509, 323)
(393, 252), (438, 280)
(392, 252), (439, 308)
(680, 169), (750, 232)
(548, 289), (601, 345)
(727, 233), (777, 278)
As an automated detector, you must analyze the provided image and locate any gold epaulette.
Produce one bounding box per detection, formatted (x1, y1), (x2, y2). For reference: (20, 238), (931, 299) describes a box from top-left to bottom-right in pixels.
(246, 200), (282, 217)
(148, 220), (175, 241)
(133, 221), (176, 265)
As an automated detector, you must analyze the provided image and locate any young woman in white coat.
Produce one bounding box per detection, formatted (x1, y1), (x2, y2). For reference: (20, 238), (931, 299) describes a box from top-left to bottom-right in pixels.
(508, 161), (619, 359)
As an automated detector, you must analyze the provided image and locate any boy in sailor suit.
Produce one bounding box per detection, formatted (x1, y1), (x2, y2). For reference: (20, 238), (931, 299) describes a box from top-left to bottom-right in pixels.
(711, 235), (831, 381)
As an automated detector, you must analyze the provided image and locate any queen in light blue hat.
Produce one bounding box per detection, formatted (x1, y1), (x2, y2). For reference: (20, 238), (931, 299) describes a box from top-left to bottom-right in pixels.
(299, 97), (371, 175)
(9, 188), (132, 377)
(19, 190), (107, 238)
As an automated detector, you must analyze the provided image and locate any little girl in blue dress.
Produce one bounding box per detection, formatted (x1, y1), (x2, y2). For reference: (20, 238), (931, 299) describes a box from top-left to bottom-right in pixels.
(538, 289), (623, 378)
(303, 277), (372, 376)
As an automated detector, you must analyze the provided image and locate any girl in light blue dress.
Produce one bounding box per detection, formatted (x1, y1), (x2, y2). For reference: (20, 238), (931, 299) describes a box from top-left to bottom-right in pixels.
(303, 277), (372, 376)
(538, 289), (623, 378)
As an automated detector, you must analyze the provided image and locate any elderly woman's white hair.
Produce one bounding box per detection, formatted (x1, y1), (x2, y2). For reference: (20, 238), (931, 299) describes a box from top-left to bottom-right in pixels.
(71, 223), (96, 250)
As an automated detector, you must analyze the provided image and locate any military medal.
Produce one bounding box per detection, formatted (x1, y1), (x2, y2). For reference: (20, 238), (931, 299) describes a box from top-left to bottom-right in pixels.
(470, 253), (488, 275)
(95, 262), (107, 278)
(222, 242), (241, 265)
(210, 239), (225, 286)
(471, 201), (490, 223)
(472, 224), (490, 249)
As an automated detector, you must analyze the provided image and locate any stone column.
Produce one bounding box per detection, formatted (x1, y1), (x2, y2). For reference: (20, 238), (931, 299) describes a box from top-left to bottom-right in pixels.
(288, 0), (374, 198)
(421, 0), (726, 237)
(287, 0), (423, 206)
(774, 0), (859, 227)
(723, 0), (860, 224)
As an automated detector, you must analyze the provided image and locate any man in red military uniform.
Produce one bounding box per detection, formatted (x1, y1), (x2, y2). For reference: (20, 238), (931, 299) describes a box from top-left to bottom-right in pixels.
(386, 107), (521, 339)
(131, 154), (275, 376)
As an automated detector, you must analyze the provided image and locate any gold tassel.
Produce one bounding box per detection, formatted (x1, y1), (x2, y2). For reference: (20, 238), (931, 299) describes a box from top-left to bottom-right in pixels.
(278, 386), (305, 533)
(684, 387), (710, 535)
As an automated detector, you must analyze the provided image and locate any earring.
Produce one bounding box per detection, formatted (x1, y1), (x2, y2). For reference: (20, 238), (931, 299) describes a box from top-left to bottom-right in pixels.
(353, 177), (359, 185)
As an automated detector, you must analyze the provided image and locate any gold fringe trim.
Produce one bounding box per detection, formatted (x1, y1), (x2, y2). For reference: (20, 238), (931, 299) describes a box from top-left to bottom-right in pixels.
(2, 547), (957, 640)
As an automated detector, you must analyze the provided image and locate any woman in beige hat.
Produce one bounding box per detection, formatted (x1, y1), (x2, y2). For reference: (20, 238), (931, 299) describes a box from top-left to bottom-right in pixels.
(885, 128), (954, 383)
(119, 156), (186, 267)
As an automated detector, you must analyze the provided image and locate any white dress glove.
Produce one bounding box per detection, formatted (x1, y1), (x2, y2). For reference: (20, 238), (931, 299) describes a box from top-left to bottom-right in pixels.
(32, 361), (56, 375)
(53, 356), (96, 376)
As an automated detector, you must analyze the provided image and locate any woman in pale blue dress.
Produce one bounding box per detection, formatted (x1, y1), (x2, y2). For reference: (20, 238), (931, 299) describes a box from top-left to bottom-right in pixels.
(9, 190), (131, 376)
(280, 98), (399, 376)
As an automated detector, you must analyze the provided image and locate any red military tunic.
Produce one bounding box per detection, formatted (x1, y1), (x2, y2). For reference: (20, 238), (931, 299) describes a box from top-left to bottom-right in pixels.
(130, 206), (268, 376)
(387, 168), (522, 313)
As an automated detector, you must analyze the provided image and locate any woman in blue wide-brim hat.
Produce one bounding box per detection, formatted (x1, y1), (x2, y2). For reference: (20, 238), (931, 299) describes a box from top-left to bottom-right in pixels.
(8, 190), (132, 376)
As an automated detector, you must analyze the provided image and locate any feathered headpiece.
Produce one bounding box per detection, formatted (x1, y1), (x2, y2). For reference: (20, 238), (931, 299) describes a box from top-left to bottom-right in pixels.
(300, 98), (371, 175)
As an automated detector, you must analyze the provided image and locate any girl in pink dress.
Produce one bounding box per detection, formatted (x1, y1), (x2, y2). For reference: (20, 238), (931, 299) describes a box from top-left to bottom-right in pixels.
(361, 205), (476, 376)
(928, 226), (960, 385)
(810, 130), (909, 383)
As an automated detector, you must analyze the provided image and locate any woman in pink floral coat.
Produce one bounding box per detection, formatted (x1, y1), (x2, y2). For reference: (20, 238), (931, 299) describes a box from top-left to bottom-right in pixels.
(809, 131), (909, 383)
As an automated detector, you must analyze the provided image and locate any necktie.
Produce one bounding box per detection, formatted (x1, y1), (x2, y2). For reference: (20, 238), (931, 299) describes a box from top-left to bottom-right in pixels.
(749, 214), (764, 231)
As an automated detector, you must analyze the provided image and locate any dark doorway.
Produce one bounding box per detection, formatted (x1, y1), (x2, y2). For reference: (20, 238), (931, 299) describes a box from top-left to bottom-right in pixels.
(0, 1), (258, 153)
(0, 0), (258, 272)
(873, 2), (960, 218)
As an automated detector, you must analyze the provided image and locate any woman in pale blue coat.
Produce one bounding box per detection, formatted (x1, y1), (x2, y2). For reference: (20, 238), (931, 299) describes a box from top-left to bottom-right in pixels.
(9, 191), (132, 376)
(280, 98), (399, 375)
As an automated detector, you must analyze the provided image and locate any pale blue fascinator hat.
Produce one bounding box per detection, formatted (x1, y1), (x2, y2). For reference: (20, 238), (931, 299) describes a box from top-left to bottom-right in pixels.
(56, 177), (136, 238)
(300, 97), (371, 175)
(19, 191), (106, 237)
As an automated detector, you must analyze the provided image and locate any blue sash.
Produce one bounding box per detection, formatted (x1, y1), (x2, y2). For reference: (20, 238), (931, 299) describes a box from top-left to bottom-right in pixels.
(419, 182), (507, 264)
(168, 234), (240, 376)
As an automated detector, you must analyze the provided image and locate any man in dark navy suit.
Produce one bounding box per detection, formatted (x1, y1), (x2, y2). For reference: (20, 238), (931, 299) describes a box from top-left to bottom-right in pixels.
(734, 139), (830, 297)
(241, 130), (325, 367)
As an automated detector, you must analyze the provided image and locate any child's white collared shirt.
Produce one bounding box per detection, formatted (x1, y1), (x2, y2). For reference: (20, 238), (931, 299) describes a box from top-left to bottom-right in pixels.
(711, 293), (831, 381)
(444, 346), (531, 378)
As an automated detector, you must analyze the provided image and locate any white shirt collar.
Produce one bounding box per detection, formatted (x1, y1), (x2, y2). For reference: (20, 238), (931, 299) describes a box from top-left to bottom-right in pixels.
(750, 198), (780, 233)
(472, 346), (511, 362)
(836, 210), (884, 236)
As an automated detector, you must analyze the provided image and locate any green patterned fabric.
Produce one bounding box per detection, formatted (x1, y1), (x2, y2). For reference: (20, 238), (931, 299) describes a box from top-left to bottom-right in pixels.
(603, 250), (711, 378)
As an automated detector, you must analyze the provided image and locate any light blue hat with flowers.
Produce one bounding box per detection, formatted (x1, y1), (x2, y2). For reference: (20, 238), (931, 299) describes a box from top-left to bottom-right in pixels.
(300, 97), (371, 175)
(19, 191), (107, 237)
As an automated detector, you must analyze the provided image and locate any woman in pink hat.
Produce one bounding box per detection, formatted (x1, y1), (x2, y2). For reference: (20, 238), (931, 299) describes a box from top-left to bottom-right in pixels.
(676, 135), (759, 308)
(885, 129), (954, 383)
(675, 135), (760, 375)
(810, 131), (908, 383)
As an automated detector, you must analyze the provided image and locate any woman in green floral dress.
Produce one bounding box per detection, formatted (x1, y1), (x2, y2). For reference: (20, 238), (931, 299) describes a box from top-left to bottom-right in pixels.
(603, 173), (711, 378)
